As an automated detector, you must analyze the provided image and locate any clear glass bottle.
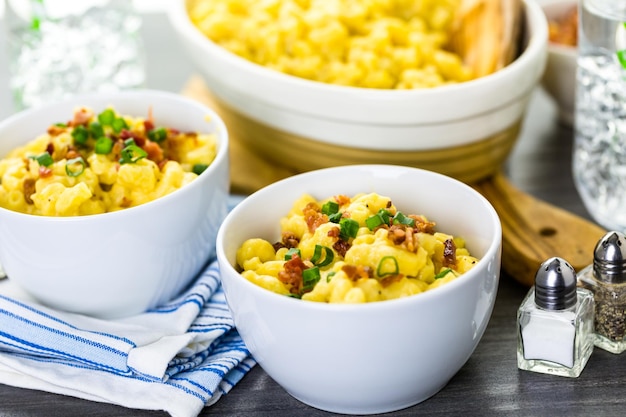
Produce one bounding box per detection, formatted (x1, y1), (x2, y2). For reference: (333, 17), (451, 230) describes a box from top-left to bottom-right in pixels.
(573, 0), (626, 231)
(577, 231), (626, 354)
(517, 257), (595, 378)
(5, 0), (146, 110)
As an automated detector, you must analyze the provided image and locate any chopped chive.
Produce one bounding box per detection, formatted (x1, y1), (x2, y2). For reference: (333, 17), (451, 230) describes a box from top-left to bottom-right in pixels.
(393, 212), (415, 227)
(119, 144), (147, 164)
(71, 125), (89, 146)
(192, 164), (209, 175)
(434, 268), (453, 279)
(89, 121), (104, 138)
(310, 245), (334, 267)
(98, 109), (116, 126)
(94, 137), (113, 154)
(321, 201), (339, 216)
(302, 266), (321, 292)
(31, 152), (54, 167)
(377, 256), (399, 278)
(339, 218), (359, 240)
(148, 127), (167, 142)
(284, 248), (301, 260)
(365, 213), (385, 230)
(65, 157), (86, 177)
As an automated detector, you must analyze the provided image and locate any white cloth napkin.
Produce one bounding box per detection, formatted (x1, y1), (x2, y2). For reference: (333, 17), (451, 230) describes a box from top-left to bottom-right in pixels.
(0, 260), (256, 417)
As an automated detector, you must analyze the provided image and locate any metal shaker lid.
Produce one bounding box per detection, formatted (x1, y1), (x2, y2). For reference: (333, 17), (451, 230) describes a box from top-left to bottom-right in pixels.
(593, 231), (626, 284)
(534, 257), (577, 310)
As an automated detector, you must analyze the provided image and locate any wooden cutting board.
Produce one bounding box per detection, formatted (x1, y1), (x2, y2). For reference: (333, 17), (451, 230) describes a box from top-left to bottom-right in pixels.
(182, 76), (607, 288)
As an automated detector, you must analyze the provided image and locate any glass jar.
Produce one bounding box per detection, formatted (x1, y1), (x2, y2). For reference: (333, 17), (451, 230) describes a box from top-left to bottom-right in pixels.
(5, 0), (146, 110)
(573, 0), (626, 232)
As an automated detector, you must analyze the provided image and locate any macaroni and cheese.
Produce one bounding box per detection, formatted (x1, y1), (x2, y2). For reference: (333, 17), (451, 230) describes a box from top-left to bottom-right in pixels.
(188, 0), (473, 89)
(236, 192), (479, 303)
(0, 106), (218, 216)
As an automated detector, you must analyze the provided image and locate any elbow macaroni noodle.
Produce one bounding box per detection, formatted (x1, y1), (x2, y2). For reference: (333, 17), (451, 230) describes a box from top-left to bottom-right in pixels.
(236, 192), (479, 303)
(188, 0), (473, 89)
(0, 107), (218, 216)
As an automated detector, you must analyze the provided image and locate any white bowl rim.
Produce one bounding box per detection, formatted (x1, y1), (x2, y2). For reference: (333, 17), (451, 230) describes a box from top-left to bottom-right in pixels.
(169, 0), (547, 100)
(216, 164), (502, 313)
(0, 89), (229, 223)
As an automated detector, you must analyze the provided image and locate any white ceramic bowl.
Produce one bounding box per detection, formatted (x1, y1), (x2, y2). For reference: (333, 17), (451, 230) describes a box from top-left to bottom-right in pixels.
(540, 0), (577, 126)
(169, 0), (547, 184)
(216, 165), (502, 414)
(0, 90), (230, 319)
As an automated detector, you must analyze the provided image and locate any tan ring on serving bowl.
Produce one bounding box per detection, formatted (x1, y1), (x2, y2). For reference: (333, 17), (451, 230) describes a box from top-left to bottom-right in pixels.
(211, 94), (521, 184)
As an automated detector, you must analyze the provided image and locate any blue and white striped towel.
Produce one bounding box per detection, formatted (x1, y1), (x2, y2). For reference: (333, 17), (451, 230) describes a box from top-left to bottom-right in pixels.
(0, 260), (256, 417)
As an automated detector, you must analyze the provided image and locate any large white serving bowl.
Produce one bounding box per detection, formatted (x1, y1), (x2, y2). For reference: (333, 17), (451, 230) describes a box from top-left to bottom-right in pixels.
(216, 165), (502, 414)
(0, 90), (230, 319)
(170, 0), (547, 184)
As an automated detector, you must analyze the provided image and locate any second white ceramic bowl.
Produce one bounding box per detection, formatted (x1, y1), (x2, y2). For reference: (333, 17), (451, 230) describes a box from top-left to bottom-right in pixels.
(216, 165), (502, 414)
(0, 90), (230, 318)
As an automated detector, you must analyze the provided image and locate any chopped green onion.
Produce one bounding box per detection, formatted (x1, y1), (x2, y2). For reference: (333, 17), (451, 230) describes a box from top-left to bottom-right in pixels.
(377, 256), (399, 278)
(321, 201), (339, 216)
(434, 268), (453, 279)
(192, 164), (209, 175)
(54, 122), (67, 127)
(326, 271), (336, 283)
(94, 137), (113, 154)
(119, 144), (147, 164)
(339, 218), (359, 240)
(310, 245), (334, 267)
(71, 125), (89, 146)
(31, 152), (54, 167)
(393, 212), (415, 227)
(89, 121), (104, 138)
(65, 157), (86, 177)
(111, 117), (128, 133)
(302, 266), (321, 292)
(284, 248), (301, 260)
(148, 127), (167, 142)
(328, 212), (343, 223)
(124, 138), (136, 147)
(98, 109), (116, 126)
(365, 213), (385, 230)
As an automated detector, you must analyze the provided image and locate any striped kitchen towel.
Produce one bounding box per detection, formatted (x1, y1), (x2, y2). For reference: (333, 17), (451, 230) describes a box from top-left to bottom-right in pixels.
(0, 259), (256, 417)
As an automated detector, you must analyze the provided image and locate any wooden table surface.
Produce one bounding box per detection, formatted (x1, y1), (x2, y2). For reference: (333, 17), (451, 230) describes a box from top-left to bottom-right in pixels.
(2, 8), (624, 417)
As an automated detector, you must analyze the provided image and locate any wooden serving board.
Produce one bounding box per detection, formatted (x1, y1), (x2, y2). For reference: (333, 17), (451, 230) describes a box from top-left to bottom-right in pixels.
(182, 76), (607, 288)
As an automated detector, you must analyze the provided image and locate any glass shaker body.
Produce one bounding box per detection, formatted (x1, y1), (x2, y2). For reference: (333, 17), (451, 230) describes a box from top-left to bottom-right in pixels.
(578, 264), (626, 353)
(573, 0), (626, 231)
(517, 287), (595, 378)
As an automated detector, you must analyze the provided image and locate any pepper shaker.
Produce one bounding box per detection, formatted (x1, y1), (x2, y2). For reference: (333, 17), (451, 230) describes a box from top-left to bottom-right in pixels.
(517, 257), (595, 378)
(577, 231), (626, 354)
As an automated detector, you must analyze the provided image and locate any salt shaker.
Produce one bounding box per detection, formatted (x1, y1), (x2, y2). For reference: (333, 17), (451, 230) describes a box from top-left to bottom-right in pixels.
(577, 231), (626, 354)
(517, 257), (595, 378)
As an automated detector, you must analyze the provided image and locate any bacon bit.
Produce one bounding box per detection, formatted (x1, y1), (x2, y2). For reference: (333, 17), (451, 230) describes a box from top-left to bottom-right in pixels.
(71, 107), (93, 126)
(112, 140), (125, 161)
(143, 119), (154, 132)
(120, 197), (132, 208)
(388, 225), (406, 245)
(380, 274), (404, 287)
(278, 255), (307, 294)
(334, 194), (351, 206)
(386, 200), (392, 208)
(341, 264), (373, 281)
(333, 239), (351, 258)
(143, 140), (164, 163)
(23, 179), (36, 204)
(157, 159), (170, 171)
(410, 215), (436, 234)
(442, 239), (457, 268)
(120, 129), (146, 147)
(65, 149), (80, 160)
(327, 226), (340, 239)
(303, 202), (326, 233)
(45, 142), (55, 157)
(38, 166), (53, 178)
(47, 125), (66, 136)
(281, 231), (300, 249)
